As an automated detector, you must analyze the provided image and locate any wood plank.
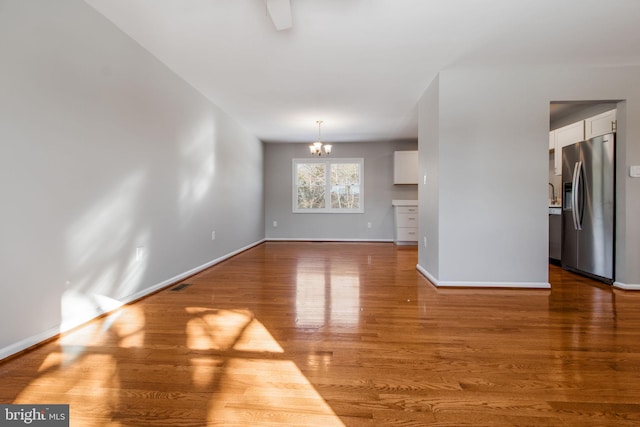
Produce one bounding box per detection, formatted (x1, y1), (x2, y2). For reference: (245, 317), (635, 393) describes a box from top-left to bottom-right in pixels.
(1, 242), (640, 426)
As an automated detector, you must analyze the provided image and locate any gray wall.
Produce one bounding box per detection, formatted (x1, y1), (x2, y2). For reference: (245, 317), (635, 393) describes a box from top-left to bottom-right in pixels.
(418, 65), (640, 289)
(0, 0), (264, 358)
(419, 67), (549, 287)
(264, 140), (418, 240)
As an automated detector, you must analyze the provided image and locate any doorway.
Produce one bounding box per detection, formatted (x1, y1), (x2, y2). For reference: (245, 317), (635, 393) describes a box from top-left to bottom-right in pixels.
(548, 100), (620, 283)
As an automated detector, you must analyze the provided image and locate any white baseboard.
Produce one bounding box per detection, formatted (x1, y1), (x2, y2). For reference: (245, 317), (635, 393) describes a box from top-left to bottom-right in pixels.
(0, 326), (63, 362)
(416, 263), (551, 289)
(122, 239), (266, 304)
(613, 281), (640, 290)
(0, 239), (265, 361)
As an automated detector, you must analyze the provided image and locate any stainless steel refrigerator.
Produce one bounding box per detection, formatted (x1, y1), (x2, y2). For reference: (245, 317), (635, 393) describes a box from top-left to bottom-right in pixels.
(561, 133), (615, 284)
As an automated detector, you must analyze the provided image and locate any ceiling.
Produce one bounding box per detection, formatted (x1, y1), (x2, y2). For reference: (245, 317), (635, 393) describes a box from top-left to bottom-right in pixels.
(84, 0), (640, 144)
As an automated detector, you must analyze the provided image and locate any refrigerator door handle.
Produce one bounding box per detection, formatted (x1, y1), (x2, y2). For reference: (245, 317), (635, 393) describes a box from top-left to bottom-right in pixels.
(572, 161), (583, 231)
(571, 162), (582, 230)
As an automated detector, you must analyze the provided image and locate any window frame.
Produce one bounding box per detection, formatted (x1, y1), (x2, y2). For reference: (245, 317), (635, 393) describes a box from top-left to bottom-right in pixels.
(292, 157), (364, 214)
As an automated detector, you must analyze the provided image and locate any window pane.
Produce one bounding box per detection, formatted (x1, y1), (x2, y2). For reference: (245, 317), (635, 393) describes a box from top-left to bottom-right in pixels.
(330, 163), (360, 209)
(297, 163), (326, 209)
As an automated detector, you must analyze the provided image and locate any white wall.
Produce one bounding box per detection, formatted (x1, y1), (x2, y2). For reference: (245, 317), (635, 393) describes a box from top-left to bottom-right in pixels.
(418, 65), (640, 289)
(264, 140), (418, 241)
(418, 75), (440, 277)
(0, 0), (264, 358)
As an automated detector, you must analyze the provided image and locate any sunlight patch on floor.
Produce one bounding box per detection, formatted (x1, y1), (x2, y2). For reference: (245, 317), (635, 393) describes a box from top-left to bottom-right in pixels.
(233, 318), (284, 353)
(15, 305), (344, 426)
(208, 359), (345, 427)
(185, 307), (254, 350)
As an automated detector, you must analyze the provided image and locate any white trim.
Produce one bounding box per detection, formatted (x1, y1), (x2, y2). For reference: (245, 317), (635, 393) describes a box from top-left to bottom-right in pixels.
(613, 281), (640, 290)
(416, 263), (551, 289)
(292, 157), (364, 214)
(0, 239), (265, 361)
(416, 264), (439, 286)
(0, 326), (63, 362)
(120, 239), (265, 303)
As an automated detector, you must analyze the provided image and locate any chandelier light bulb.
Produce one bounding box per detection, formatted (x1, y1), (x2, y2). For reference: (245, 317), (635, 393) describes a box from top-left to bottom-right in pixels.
(309, 120), (331, 156)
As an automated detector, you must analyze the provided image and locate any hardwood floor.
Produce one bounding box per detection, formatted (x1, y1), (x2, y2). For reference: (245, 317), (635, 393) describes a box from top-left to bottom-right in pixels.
(2, 242), (640, 426)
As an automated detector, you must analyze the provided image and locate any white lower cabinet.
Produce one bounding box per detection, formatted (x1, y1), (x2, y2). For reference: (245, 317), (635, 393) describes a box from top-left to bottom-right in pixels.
(393, 204), (418, 245)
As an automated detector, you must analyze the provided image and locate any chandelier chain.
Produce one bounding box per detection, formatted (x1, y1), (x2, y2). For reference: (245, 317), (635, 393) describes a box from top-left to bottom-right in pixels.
(309, 120), (331, 156)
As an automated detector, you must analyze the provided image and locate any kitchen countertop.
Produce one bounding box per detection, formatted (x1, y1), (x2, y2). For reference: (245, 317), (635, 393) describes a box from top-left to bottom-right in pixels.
(392, 199), (418, 207)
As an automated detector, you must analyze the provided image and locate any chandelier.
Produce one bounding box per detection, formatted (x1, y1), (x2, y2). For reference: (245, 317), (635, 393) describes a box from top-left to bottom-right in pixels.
(309, 120), (332, 156)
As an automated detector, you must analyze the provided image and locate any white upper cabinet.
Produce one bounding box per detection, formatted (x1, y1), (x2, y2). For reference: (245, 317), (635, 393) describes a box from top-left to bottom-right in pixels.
(394, 151), (418, 184)
(549, 108), (617, 176)
(554, 121), (584, 176)
(585, 109), (617, 139)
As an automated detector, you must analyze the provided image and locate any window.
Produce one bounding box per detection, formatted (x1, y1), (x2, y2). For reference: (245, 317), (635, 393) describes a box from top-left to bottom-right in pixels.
(293, 158), (364, 213)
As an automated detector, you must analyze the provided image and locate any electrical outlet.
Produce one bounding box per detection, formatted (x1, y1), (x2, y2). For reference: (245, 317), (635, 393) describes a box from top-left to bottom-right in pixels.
(273, 221), (278, 227)
(423, 175), (427, 185)
(211, 231), (216, 240)
(423, 236), (427, 249)
(630, 165), (640, 178)
(367, 222), (372, 229)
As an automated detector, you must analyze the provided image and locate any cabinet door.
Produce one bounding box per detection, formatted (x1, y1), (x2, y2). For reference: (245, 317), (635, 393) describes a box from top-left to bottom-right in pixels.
(396, 213), (418, 228)
(554, 121), (584, 176)
(585, 109), (616, 139)
(397, 206), (418, 214)
(394, 206), (418, 244)
(396, 228), (418, 242)
(394, 151), (418, 184)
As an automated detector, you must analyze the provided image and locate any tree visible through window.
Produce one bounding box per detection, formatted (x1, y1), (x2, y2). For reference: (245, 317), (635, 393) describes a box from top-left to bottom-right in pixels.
(331, 163), (360, 209)
(296, 162), (325, 209)
(293, 158), (364, 213)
